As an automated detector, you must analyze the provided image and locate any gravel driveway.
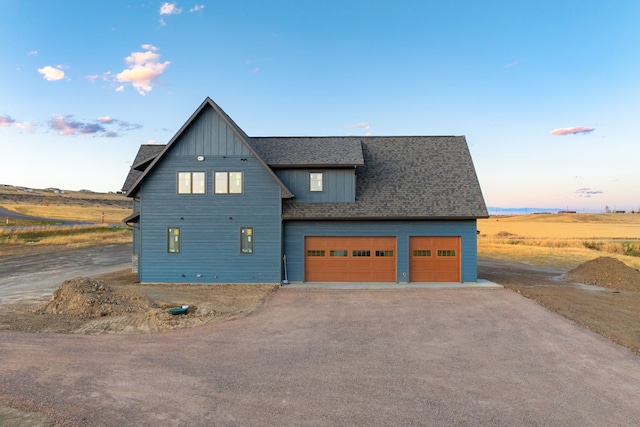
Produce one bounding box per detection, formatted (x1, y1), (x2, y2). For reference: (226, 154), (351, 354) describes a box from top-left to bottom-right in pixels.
(0, 243), (131, 304)
(1, 287), (639, 426)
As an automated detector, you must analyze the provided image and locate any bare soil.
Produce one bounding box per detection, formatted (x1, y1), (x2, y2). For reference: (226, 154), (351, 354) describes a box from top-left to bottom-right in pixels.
(479, 256), (640, 355)
(1, 253), (638, 357)
(0, 270), (277, 335)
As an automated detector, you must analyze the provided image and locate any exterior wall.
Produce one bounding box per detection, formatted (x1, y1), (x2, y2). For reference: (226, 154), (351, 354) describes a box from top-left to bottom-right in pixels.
(137, 109), (282, 283)
(275, 169), (355, 203)
(283, 220), (479, 283)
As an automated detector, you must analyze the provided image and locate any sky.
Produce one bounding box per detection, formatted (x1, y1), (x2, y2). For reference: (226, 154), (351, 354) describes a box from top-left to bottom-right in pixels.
(1, 0), (639, 212)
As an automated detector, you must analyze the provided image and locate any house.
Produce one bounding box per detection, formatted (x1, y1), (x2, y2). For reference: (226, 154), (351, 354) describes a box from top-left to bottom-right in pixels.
(122, 97), (488, 284)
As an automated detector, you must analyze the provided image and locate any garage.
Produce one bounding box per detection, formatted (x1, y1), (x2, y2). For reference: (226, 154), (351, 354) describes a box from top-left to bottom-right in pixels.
(305, 236), (396, 282)
(409, 236), (461, 282)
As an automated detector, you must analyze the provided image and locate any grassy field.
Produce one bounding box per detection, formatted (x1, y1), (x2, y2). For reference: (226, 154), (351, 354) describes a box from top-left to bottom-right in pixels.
(3, 203), (131, 224)
(478, 214), (640, 269)
(0, 186), (132, 254)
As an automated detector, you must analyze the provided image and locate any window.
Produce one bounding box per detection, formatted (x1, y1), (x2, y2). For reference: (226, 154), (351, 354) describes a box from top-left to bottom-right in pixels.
(330, 250), (348, 257)
(168, 228), (180, 253)
(240, 227), (253, 254)
(375, 250), (394, 257)
(310, 172), (323, 192)
(307, 250), (325, 257)
(352, 250), (371, 257)
(178, 172), (205, 194)
(413, 250), (431, 257)
(215, 172), (243, 194)
(437, 250), (456, 257)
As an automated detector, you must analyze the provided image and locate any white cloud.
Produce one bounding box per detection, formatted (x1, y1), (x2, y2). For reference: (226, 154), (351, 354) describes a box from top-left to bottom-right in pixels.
(97, 116), (114, 124)
(27, 50), (38, 56)
(160, 2), (182, 15)
(38, 65), (65, 81)
(190, 4), (204, 12)
(115, 45), (170, 95)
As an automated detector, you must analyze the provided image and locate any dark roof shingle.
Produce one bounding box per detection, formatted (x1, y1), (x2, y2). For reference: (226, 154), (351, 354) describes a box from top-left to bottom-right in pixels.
(249, 137), (364, 167)
(121, 144), (165, 193)
(280, 136), (488, 219)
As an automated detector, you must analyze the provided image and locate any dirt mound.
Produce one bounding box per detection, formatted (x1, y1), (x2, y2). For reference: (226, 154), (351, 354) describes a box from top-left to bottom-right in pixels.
(564, 257), (640, 291)
(37, 277), (156, 317)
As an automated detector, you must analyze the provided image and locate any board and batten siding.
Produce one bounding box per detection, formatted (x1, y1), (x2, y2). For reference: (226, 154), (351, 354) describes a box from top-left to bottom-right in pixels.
(283, 220), (479, 283)
(275, 169), (355, 203)
(137, 107), (282, 283)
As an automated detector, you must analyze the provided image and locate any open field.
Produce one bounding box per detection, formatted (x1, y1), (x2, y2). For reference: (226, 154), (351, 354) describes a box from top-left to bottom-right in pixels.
(0, 185), (132, 255)
(478, 213), (640, 269)
(0, 184), (131, 224)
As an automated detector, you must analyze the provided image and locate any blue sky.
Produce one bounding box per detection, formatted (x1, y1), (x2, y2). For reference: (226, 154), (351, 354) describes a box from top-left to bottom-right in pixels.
(1, 1), (638, 212)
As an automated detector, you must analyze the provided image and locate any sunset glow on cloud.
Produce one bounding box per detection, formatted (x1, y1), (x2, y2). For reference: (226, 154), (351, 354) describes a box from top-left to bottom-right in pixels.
(115, 45), (170, 95)
(550, 126), (594, 136)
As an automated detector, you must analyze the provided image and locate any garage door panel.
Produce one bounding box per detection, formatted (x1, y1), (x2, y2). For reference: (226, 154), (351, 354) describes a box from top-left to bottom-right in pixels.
(410, 236), (460, 282)
(305, 237), (396, 282)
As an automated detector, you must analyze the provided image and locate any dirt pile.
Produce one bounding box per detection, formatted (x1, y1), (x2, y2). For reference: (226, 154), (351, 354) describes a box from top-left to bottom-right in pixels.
(564, 257), (640, 291)
(37, 277), (156, 317)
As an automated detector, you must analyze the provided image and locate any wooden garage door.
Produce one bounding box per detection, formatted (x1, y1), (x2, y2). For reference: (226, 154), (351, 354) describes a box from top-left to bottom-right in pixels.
(305, 237), (396, 282)
(409, 236), (460, 282)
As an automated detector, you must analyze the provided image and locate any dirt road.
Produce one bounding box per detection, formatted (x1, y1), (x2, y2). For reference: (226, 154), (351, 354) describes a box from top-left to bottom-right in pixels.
(2, 287), (640, 426)
(0, 243), (131, 304)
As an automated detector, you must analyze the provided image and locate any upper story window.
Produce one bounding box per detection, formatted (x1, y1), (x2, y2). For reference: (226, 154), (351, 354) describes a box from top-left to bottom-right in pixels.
(215, 172), (243, 194)
(178, 172), (205, 194)
(310, 172), (323, 192)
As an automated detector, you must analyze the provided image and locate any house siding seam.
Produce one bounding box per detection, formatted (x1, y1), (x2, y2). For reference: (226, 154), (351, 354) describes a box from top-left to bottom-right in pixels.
(283, 220), (478, 283)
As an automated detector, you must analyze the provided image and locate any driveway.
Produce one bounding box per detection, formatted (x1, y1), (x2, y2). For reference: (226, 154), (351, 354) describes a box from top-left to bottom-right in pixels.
(0, 243), (131, 304)
(1, 288), (639, 426)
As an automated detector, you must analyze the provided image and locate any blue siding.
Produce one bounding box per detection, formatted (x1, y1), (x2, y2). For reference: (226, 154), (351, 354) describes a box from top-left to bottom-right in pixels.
(275, 169), (355, 203)
(137, 109), (282, 283)
(283, 220), (479, 283)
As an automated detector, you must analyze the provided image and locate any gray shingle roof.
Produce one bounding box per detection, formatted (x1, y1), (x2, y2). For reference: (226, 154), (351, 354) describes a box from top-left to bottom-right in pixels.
(121, 144), (165, 194)
(249, 137), (364, 167)
(279, 136), (488, 219)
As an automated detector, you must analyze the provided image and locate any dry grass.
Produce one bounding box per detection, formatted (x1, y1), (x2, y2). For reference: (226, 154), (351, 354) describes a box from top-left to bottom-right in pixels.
(478, 213), (640, 239)
(478, 214), (640, 270)
(3, 203), (131, 224)
(0, 186), (133, 254)
(0, 226), (131, 255)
